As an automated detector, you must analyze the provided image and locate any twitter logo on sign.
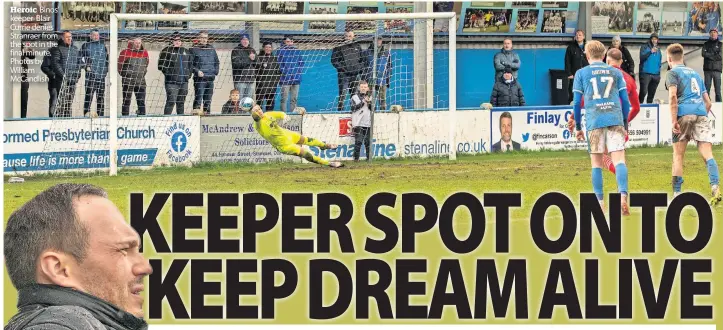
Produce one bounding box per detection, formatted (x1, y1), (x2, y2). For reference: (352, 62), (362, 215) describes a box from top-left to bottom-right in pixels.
(522, 133), (530, 142)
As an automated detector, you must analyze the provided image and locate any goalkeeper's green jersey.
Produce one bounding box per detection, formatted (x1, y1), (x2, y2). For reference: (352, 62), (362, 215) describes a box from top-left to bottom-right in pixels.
(254, 111), (291, 146)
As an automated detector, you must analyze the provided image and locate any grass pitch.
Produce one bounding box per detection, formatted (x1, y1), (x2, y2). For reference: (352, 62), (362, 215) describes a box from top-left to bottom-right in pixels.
(4, 146), (723, 325)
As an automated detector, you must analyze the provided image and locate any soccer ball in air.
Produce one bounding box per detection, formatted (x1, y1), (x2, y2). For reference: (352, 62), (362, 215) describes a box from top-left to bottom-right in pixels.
(240, 97), (255, 112)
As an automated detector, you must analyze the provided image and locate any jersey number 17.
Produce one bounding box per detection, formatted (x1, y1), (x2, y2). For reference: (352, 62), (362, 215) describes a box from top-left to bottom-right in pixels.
(589, 76), (614, 100)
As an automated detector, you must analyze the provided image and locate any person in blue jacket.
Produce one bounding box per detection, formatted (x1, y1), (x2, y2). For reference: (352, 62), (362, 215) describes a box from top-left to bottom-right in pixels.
(277, 35), (305, 113)
(191, 30), (220, 115)
(638, 33), (662, 104)
(81, 29), (108, 116)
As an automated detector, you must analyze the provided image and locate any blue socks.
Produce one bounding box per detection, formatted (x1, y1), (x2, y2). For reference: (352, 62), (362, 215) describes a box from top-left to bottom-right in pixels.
(706, 158), (720, 186)
(592, 167), (604, 200)
(672, 176), (684, 193)
(615, 163), (629, 195)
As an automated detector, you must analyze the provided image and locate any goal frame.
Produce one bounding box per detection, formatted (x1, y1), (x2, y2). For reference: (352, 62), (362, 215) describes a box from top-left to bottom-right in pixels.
(109, 12), (457, 175)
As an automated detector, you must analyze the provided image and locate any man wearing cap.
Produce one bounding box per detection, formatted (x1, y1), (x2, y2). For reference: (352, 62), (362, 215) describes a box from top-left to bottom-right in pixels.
(702, 28), (721, 102)
(158, 32), (193, 115)
(277, 35), (304, 112)
(231, 33), (257, 100)
(190, 30), (220, 115)
(638, 33), (662, 104)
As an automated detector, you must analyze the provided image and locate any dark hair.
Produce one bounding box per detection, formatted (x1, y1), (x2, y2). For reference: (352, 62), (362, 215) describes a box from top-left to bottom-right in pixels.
(4, 183), (107, 289)
(263, 41), (272, 47)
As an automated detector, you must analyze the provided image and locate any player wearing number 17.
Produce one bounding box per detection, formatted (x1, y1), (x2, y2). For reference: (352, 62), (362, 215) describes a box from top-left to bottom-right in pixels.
(571, 41), (632, 215)
(250, 105), (344, 168)
(665, 43), (721, 205)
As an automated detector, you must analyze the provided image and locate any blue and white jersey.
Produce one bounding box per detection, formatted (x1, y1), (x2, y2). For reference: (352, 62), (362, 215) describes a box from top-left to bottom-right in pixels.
(573, 62), (627, 130)
(665, 64), (707, 117)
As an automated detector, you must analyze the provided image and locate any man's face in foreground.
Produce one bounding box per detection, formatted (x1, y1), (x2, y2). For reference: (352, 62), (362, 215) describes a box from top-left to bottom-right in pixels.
(67, 196), (153, 318)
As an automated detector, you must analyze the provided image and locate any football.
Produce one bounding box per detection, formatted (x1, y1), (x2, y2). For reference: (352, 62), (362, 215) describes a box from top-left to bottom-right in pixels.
(240, 97), (255, 112)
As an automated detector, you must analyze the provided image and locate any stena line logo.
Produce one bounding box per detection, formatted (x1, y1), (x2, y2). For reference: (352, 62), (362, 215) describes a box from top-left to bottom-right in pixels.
(165, 122), (193, 163)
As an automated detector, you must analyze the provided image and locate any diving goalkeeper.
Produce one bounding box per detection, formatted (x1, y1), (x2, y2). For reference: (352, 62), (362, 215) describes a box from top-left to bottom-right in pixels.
(250, 105), (344, 168)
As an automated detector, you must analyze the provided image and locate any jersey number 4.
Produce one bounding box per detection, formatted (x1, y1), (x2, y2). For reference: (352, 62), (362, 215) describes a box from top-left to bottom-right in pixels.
(590, 76), (614, 100)
(691, 78), (701, 96)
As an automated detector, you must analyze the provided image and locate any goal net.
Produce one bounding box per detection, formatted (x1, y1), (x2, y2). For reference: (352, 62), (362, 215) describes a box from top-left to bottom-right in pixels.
(35, 11), (456, 176)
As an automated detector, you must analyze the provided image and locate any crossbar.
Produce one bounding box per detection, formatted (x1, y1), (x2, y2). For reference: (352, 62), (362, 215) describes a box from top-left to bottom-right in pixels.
(112, 12), (455, 22)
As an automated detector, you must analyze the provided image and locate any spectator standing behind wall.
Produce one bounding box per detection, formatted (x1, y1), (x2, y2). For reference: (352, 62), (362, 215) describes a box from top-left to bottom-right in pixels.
(490, 67), (526, 107)
(231, 34), (256, 100)
(118, 37), (148, 116)
(564, 30), (589, 103)
(364, 38), (392, 111)
(81, 29), (108, 117)
(158, 32), (193, 115)
(493, 38), (520, 80)
(40, 51), (58, 117)
(277, 35), (304, 112)
(702, 28), (722, 102)
(192, 31), (220, 115)
(20, 43), (35, 118)
(638, 33), (662, 104)
(331, 31), (366, 111)
(603, 35), (635, 78)
(51, 31), (83, 117)
(256, 41), (281, 111)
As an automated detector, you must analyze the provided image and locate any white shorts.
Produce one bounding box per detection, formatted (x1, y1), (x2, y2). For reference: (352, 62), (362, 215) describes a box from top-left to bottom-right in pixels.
(673, 115), (713, 143)
(586, 126), (626, 154)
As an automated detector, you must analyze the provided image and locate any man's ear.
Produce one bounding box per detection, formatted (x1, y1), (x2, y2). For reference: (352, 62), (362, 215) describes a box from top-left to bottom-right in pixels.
(37, 251), (79, 288)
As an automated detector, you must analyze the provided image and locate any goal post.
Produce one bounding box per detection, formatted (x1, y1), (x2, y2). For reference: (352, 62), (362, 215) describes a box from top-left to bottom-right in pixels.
(55, 11), (457, 176)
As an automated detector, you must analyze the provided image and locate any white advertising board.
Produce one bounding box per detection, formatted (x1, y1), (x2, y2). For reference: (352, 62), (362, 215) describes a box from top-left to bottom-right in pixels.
(200, 115), (303, 164)
(302, 113), (401, 161)
(3, 116), (201, 174)
(398, 110), (491, 156)
(490, 105), (659, 152)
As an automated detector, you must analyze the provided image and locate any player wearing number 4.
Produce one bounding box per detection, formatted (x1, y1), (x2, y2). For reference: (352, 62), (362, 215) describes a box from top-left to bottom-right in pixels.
(665, 44), (721, 205)
(569, 48), (641, 175)
(571, 41), (633, 215)
(249, 105), (344, 168)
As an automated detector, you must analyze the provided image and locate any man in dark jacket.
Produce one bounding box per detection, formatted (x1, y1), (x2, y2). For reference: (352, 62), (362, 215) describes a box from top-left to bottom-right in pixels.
(602, 35), (635, 78)
(158, 32), (193, 115)
(493, 38), (521, 80)
(80, 29), (108, 117)
(490, 67), (526, 107)
(256, 41), (281, 111)
(4, 183), (152, 330)
(702, 28), (722, 102)
(277, 35), (304, 112)
(331, 31), (366, 111)
(51, 30), (83, 117)
(231, 34), (257, 100)
(564, 30), (589, 103)
(40, 52), (58, 117)
(191, 31), (220, 115)
(118, 37), (149, 116)
(638, 33), (662, 104)
(20, 43), (35, 118)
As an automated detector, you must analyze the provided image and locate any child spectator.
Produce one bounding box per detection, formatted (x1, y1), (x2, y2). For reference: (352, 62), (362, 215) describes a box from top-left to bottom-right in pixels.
(350, 81), (372, 161)
(221, 89), (242, 114)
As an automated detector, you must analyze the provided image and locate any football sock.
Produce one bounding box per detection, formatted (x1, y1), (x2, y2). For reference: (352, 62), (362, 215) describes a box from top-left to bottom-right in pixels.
(615, 163), (629, 195)
(604, 154), (616, 174)
(706, 158), (720, 186)
(672, 176), (684, 193)
(592, 167), (604, 201)
(302, 136), (327, 148)
(302, 151), (329, 166)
